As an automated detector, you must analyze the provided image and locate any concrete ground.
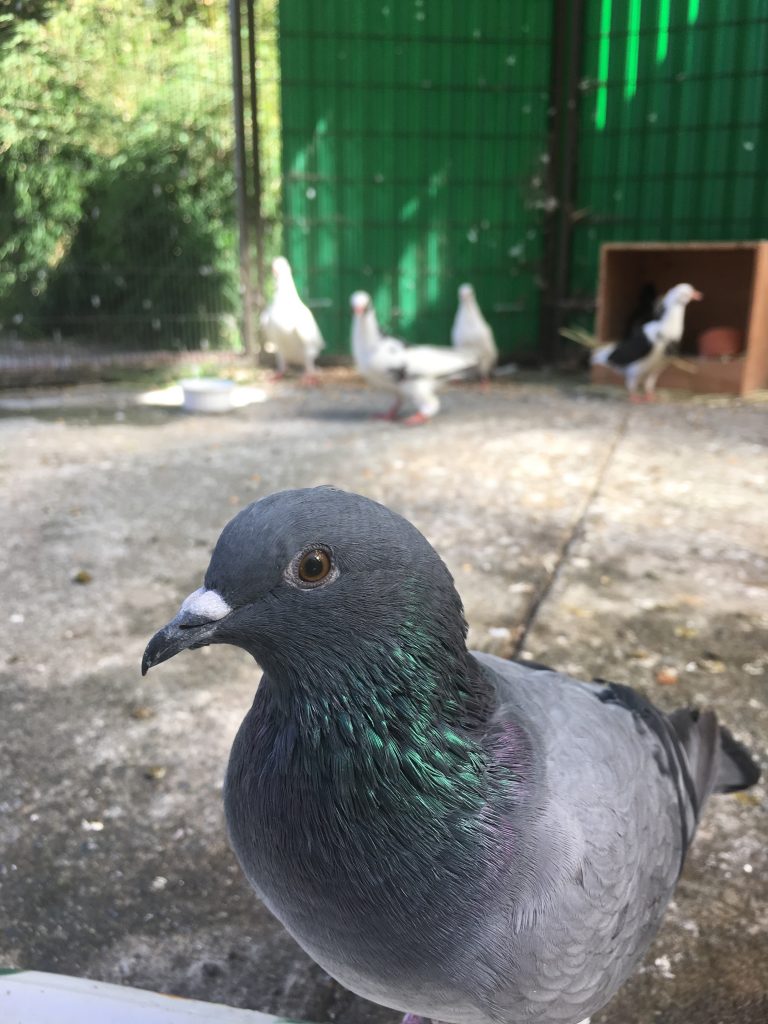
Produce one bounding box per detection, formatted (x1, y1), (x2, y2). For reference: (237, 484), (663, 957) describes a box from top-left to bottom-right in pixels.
(1, 372), (766, 1023)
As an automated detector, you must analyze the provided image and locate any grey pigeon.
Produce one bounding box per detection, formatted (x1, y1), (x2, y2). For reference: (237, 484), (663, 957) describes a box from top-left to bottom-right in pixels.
(142, 487), (760, 1024)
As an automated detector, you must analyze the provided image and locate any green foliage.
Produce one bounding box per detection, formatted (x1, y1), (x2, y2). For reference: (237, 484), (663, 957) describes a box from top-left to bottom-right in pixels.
(0, 0), (244, 348)
(40, 131), (240, 348)
(151, 0), (220, 28)
(253, 0), (282, 244)
(0, 0), (64, 44)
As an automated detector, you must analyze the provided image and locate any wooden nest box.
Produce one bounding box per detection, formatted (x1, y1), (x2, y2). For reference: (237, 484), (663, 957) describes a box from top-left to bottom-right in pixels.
(591, 241), (768, 396)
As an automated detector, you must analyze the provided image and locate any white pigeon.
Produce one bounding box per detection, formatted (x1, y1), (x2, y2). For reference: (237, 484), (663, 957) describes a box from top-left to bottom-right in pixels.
(261, 257), (325, 384)
(350, 291), (478, 425)
(451, 283), (498, 383)
(591, 283), (702, 402)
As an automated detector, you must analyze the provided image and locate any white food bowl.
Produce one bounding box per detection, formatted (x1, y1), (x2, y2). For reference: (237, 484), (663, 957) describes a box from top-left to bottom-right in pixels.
(180, 377), (236, 413)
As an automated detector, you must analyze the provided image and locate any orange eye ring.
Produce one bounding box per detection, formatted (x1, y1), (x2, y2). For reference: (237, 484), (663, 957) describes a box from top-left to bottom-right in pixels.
(298, 549), (332, 583)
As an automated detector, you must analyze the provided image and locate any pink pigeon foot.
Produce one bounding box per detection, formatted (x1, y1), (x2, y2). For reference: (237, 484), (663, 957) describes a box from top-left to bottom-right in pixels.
(403, 411), (430, 426)
(270, 370), (287, 383)
(300, 373), (321, 388)
(373, 400), (401, 421)
(629, 393), (650, 404)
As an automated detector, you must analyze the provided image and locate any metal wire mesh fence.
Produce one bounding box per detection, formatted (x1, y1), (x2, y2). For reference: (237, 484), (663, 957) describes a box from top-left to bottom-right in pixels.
(3, 0), (766, 363)
(1, 1), (239, 351)
(567, 0), (768, 320)
(273, 0), (768, 359)
(276, 0), (554, 359)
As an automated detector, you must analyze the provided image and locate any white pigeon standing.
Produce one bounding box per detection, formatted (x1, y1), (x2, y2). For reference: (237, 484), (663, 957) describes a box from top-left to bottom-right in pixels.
(451, 283), (498, 384)
(591, 283), (702, 402)
(350, 291), (478, 425)
(261, 257), (325, 384)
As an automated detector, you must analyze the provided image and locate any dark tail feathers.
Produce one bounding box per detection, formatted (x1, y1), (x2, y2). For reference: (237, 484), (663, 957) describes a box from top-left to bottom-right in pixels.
(668, 707), (761, 805)
(716, 724), (762, 793)
(596, 683), (761, 873)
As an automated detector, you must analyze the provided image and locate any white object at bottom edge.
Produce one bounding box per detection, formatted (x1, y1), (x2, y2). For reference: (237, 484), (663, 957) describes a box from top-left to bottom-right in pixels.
(0, 970), (289, 1024)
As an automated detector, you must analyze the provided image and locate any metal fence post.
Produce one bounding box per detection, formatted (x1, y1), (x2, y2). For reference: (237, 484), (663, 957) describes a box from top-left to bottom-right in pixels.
(246, 0), (267, 343)
(229, 0), (256, 356)
(541, 0), (586, 362)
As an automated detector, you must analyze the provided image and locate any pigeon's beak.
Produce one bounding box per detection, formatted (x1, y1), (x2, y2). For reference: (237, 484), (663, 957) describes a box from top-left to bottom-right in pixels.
(691, 290), (703, 301)
(350, 292), (370, 316)
(141, 587), (232, 676)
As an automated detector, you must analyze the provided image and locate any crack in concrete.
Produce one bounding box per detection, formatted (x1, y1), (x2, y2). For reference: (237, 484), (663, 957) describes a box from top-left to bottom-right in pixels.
(512, 407), (632, 659)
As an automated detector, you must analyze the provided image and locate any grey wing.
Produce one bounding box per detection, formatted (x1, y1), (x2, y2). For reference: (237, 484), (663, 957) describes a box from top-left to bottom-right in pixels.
(468, 655), (687, 1023)
(475, 655), (695, 865)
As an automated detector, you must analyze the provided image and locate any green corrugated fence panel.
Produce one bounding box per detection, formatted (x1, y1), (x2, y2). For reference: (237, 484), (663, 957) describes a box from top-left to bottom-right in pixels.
(278, 0), (554, 358)
(570, 0), (768, 302)
(277, 0), (768, 355)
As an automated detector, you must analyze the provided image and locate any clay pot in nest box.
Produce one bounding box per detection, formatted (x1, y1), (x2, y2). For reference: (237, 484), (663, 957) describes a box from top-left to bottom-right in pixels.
(697, 326), (744, 359)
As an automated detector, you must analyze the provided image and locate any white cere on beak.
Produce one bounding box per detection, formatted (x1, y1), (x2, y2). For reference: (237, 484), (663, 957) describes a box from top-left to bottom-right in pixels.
(180, 587), (231, 621)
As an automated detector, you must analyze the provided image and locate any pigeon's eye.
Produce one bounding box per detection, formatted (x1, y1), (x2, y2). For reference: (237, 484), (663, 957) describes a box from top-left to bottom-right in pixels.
(298, 549), (332, 584)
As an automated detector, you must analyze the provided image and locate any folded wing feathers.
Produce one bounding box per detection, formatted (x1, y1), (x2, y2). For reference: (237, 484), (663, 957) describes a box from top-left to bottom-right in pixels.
(452, 301), (498, 375)
(403, 344), (479, 380)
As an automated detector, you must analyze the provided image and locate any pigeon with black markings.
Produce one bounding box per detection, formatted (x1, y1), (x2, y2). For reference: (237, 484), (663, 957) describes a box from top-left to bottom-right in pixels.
(143, 487), (760, 1024)
(261, 257), (325, 384)
(591, 282), (702, 402)
(451, 283), (498, 383)
(350, 291), (478, 424)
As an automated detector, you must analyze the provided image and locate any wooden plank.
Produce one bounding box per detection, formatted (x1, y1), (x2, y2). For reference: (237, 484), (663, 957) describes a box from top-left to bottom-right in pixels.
(742, 241), (768, 394)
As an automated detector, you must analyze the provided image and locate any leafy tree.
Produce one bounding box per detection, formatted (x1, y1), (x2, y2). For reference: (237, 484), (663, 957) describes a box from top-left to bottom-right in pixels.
(151, 0), (219, 28)
(0, 0), (248, 348)
(0, 0), (65, 45)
